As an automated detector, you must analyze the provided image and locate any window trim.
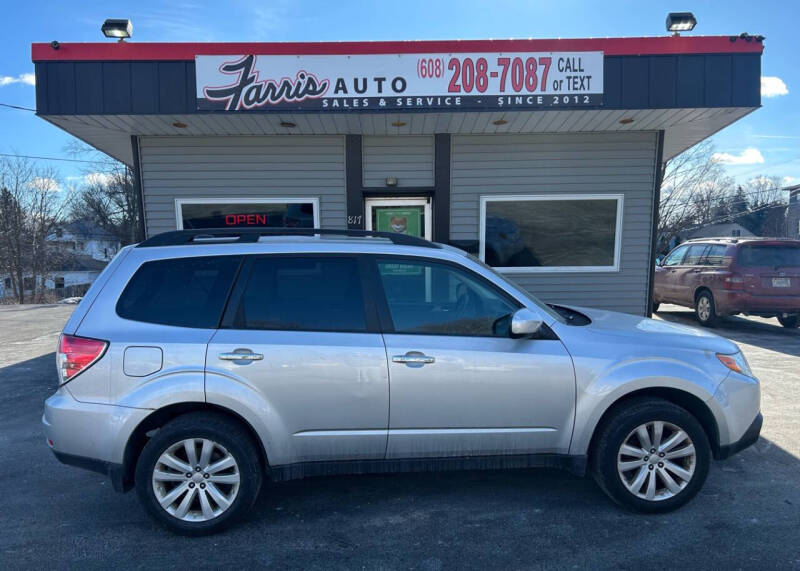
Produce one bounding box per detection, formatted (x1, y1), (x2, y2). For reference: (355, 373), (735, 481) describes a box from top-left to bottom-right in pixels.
(368, 254), (523, 339)
(174, 197), (321, 230)
(479, 194), (624, 273)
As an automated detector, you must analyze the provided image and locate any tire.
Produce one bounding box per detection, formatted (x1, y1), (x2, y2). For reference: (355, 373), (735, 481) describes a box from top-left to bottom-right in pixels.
(135, 412), (263, 535)
(590, 397), (711, 513)
(652, 301), (660, 314)
(777, 315), (799, 328)
(694, 290), (718, 327)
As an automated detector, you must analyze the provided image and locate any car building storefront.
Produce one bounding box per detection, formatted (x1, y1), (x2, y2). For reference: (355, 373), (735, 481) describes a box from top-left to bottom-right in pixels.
(32, 36), (763, 315)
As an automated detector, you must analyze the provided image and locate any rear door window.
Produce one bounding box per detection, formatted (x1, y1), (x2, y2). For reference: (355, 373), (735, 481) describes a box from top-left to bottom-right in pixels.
(230, 256), (368, 332)
(683, 244), (710, 266)
(738, 244), (800, 267)
(701, 244), (727, 266)
(116, 256), (242, 328)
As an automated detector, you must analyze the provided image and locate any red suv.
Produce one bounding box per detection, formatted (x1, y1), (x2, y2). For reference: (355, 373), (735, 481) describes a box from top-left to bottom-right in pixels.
(653, 238), (800, 328)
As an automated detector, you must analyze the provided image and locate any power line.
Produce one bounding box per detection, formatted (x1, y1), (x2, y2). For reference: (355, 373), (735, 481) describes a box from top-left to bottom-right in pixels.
(727, 156), (800, 179)
(662, 183), (790, 210)
(681, 200), (788, 232)
(0, 152), (111, 164)
(0, 102), (35, 112)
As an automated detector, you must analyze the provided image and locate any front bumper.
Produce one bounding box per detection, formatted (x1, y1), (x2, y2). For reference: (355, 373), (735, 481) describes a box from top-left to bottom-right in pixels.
(716, 412), (762, 460)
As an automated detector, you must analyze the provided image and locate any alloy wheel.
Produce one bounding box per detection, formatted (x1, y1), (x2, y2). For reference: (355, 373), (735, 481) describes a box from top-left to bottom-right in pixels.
(152, 438), (241, 521)
(616, 421), (696, 501)
(697, 296), (712, 322)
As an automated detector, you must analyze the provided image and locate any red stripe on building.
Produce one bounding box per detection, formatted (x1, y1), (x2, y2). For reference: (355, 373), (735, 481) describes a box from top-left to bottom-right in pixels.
(32, 36), (764, 62)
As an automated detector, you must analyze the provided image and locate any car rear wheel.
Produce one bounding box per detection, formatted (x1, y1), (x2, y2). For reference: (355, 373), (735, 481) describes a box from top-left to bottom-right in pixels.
(694, 291), (718, 327)
(591, 398), (710, 513)
(135, 412), (262, 535)
(777, 315), (799, 328)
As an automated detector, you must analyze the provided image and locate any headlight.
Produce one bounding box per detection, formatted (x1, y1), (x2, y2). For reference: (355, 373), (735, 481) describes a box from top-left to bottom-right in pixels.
(717, 351), (754, 378)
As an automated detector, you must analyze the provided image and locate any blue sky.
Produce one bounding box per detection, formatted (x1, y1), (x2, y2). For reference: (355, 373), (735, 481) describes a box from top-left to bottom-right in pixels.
(0, 0), (797, 190)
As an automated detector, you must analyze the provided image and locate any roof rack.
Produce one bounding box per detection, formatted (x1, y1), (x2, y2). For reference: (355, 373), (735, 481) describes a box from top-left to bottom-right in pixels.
(684, 236), (797, 244)
(684, 237), (740, 243)
(137, 228), (441, 249)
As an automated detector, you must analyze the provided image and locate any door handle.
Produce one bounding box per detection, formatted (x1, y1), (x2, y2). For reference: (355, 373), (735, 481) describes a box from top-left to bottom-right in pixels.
(219, 351), (263, 361)
(392, 353), (435, 365)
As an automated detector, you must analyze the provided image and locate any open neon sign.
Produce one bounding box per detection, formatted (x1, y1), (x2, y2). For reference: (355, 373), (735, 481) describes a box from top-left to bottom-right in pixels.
(225, 214), (269, 226)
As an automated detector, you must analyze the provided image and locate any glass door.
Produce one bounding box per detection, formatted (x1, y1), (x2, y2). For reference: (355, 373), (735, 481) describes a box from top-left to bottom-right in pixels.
(365, 197), (432, 240)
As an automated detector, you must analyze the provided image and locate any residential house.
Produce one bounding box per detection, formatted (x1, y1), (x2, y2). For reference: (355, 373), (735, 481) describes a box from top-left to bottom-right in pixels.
(0, 219), (119, 300)
(679, 222), (755, 241)
(47, 219), (121, 262)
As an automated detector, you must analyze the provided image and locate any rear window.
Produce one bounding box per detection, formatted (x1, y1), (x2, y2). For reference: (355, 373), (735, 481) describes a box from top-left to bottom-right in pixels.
(737, 244), (800, 267)
(231, 256), (367, 332)
(116, 256), (242, 328)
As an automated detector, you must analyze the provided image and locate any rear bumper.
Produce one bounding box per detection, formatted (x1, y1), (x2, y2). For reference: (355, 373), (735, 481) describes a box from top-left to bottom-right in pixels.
(43, 387), (149, 491)
(714, 290), (800, 315)
(716, 412), (762, 460)
(51, 450), (128, 492)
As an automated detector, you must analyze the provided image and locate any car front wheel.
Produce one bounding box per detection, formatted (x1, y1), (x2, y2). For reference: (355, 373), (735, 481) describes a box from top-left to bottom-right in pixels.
(135, 412), (263, 535)
(777, 315), (799, 328)
(591, 398), (710, 513)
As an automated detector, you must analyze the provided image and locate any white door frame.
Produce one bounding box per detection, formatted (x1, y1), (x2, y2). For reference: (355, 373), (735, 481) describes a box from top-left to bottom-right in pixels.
(364, 197), (433, 239)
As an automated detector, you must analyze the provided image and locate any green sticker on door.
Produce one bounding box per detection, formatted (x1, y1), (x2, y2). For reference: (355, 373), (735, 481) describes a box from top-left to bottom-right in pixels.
(374, 207), (423, 238)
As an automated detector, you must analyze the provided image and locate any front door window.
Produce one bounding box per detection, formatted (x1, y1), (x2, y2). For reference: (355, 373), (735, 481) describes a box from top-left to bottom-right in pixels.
(376, 258), (517, 337)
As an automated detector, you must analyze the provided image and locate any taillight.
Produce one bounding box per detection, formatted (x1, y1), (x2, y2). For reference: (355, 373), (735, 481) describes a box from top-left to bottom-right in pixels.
(724, 273), (745, 290)
(57, 334), (108, 384)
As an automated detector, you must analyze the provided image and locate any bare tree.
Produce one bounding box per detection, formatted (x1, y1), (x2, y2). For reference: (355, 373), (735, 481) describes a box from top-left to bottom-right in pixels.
(65, 141), (143, 245)
(0, 156), (70, 303)
(745, 175), (785, 207)
(658, 140), (734, 250)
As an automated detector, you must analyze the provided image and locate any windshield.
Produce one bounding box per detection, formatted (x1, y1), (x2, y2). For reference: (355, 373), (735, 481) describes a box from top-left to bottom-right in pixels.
(738, 244), (800, 268)
(465, 253), (565, 323)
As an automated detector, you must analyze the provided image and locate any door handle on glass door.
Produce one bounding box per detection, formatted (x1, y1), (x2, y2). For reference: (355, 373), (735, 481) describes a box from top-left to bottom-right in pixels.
(219, 351), (264, 361)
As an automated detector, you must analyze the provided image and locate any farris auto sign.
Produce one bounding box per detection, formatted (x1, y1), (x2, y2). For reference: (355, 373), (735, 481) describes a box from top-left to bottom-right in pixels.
(195, 52), (603, 112)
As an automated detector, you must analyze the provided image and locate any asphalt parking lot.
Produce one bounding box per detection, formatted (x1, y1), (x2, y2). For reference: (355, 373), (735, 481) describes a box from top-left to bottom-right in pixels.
(0, 304), (798, 569)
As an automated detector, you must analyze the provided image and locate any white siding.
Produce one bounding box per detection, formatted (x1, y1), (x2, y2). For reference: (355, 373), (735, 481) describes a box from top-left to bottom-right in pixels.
(139, 136), (346, 236)
(362, 136), (434, 188)
(451, 132), (658, 315)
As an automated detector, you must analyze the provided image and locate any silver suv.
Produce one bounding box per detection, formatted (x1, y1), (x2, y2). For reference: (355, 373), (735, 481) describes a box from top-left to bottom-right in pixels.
(44, 229), (762, 535)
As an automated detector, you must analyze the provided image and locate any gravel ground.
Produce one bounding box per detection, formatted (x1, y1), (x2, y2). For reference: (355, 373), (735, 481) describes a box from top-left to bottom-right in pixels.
(0, 303), (798, 570)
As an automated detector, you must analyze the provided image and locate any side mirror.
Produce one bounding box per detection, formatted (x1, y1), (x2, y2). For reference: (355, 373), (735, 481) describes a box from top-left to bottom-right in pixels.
(511, 308), (543, 337)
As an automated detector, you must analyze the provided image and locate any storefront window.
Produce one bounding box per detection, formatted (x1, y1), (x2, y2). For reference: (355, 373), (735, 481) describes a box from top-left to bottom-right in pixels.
(480, 194), (623, 272)
(176, 199), (319, 230)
